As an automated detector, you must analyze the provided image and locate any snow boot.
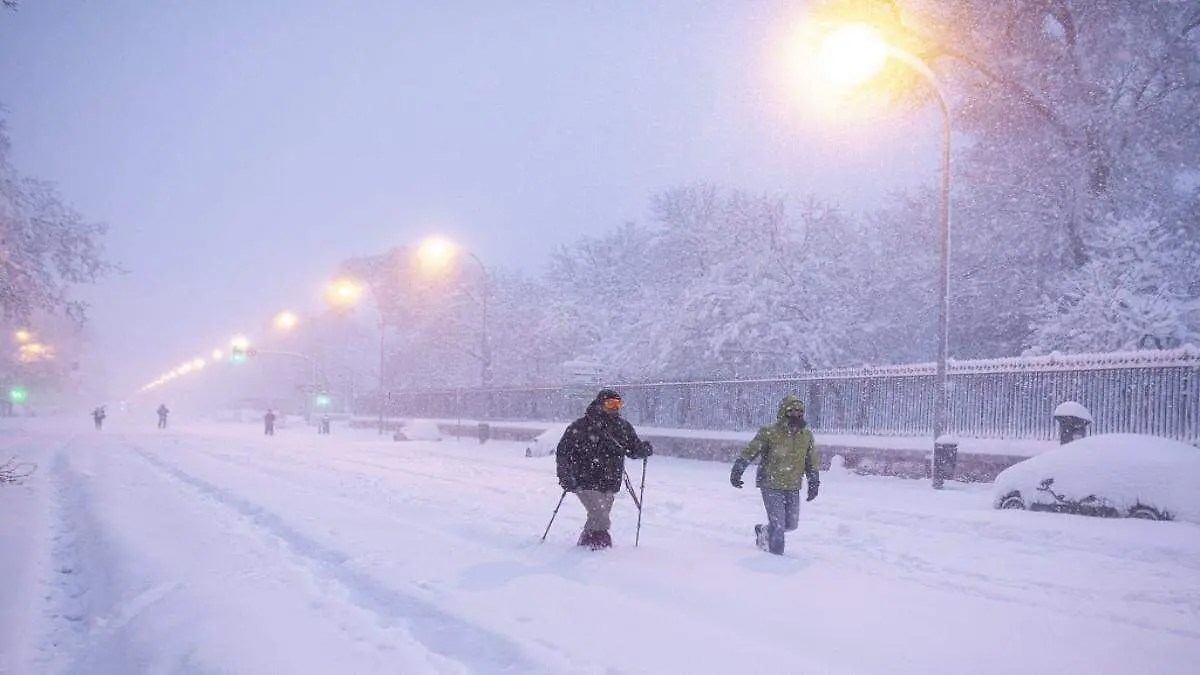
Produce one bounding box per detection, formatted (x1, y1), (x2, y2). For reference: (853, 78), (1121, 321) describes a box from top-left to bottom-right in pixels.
(591, 530), (612, 550)
(754, 524), (768, 551)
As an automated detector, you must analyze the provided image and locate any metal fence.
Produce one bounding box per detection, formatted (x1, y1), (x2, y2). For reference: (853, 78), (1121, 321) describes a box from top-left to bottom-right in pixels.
(376, 348), (1200, 442)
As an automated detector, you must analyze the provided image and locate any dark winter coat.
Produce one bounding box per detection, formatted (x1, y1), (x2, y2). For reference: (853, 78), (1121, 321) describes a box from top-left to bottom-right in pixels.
(556, 400), (649, 493)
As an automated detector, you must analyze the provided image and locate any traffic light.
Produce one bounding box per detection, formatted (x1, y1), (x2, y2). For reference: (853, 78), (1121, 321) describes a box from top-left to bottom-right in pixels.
(8, 385), (28, 404)
(315, 393), (332, 408)
(229, 347), (256, 364)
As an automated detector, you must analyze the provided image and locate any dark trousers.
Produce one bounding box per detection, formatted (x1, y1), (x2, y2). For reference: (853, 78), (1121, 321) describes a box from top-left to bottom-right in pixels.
(761, 488), (801, 555)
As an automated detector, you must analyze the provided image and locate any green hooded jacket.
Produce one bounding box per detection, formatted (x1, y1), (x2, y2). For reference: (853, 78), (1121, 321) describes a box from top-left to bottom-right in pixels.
(733, 395), (819, 490)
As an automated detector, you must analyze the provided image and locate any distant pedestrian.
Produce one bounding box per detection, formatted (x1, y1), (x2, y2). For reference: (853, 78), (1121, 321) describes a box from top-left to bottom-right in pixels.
(264, 409), (277, 436)
(92, 406), (106, 430)
(555, 389), (653, 550)
(157, 404), (170, 429)
(729, 394), (819, 555)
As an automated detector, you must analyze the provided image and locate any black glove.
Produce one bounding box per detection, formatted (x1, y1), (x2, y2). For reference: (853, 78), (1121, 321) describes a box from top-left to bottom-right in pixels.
(730, 457), (749, 489)
(629, 440), (653, 459)
(560, 477), (577, 492)
(807, 480), (819, 502)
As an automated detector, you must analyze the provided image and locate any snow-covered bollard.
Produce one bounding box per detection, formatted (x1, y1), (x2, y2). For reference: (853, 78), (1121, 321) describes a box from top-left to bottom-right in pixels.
(1053, 401), (1093, 445)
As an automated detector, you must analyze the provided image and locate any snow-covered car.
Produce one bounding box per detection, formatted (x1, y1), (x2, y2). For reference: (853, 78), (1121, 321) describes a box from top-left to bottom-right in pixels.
(525, 424), (568, 457)
(394, 419), (442, 441)
(993, 433), (1200, 523)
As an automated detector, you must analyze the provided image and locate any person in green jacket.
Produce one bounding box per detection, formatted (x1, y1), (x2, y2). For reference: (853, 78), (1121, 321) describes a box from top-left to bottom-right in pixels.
(730, 394), (819, 555)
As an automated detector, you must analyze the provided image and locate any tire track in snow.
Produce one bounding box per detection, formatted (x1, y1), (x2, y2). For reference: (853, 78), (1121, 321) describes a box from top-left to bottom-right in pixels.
(38, 446), (97, 672)
(177, 441), (544, 553)
(37, 444), (173, 674)
(131, 445), (570, 675)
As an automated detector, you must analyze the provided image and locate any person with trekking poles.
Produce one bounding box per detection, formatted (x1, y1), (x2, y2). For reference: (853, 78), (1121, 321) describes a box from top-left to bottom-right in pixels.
(553, 388), (653, 550)
(729, 394), (819, 555)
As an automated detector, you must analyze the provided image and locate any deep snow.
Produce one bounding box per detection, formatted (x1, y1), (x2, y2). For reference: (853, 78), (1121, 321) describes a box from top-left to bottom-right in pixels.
(2, 416), (1199, 674)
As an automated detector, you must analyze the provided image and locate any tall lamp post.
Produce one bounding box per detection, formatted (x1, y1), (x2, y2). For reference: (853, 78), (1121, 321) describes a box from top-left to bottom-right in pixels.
(817, 23), (953, 485)
(326, 277), (388, 434)
(417, 236), (493, 388)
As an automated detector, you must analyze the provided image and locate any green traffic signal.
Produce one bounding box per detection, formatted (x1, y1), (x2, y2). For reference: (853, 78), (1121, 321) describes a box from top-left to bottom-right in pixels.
(230, 349), (247, 363)
(315, 393), (332, 408)
(8, 385), (28, 404)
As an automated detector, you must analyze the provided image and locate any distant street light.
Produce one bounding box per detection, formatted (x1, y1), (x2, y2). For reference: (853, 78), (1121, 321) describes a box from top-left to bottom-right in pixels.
(211, 349), (224, 361)
(274, 311), (299, 331)
(13, 329), (32, 344)
(415, 236), (456, 271)
(16, 342), (52, 364)
(230, 335), (251, 351)
(816, 21), (954, 487)
(417, 236), (494, 387)
(325, 275), (387, 434)
(325, 279), (363, 309)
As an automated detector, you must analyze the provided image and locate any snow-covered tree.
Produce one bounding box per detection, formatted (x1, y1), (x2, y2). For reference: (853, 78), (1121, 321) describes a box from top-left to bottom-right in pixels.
(1026, 216), (1200, 353)
(854, 0), (1200, 356)
(0, 119), (115, 322)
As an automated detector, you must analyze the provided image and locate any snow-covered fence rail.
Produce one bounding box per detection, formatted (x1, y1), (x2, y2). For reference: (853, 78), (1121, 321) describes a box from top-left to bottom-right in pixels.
(376, 347), (1200, 442)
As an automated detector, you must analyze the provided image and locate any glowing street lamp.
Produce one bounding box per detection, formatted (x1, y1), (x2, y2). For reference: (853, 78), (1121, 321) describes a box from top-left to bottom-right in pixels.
(13, 329), (32, 344)
(416, 235), (493, 387)
(211, 349), (224, 361)
(416, 236), (457, 272)
(230, 335), (251, 351)
(274, 311), (299, 331)
(17, 343), (52, 363)
(814, 20), (954, 489)
(325, 279), (363, 309)
(815, 23), (890, 90)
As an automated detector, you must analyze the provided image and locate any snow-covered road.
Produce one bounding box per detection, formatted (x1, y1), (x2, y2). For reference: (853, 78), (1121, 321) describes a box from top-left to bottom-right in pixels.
(2, 419), (1198, 674)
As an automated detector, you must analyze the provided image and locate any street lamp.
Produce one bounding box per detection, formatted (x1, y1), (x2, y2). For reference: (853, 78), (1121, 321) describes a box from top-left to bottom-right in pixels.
(417, 236), (493, 388)
(274, 311), (299, 331)
(13, 329), (32, 344)
(817, 22), (953, 486)
(325, 276), (388, 434)
(325, 278), (363, 309)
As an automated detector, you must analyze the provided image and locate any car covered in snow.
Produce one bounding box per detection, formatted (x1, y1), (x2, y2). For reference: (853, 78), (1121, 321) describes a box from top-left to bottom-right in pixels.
(525, 424), (568, 457)
(394, 418), (442, 441)
(993, 433), (1200, 523)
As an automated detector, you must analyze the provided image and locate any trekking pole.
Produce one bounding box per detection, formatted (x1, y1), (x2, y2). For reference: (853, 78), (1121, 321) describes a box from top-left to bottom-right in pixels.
(622, 470), (642, 510)
(540, 489), (568, 543)
(635, 456), (647, 547)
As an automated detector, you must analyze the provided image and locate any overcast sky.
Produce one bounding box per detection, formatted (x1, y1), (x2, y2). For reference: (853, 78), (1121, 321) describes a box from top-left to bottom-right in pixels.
(0, 0), (937, 396)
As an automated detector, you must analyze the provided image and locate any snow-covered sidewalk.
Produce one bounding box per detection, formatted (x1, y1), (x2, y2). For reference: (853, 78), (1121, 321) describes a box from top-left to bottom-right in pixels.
(360, 415), (1063, 457)
(2, 418), (1198, 674)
